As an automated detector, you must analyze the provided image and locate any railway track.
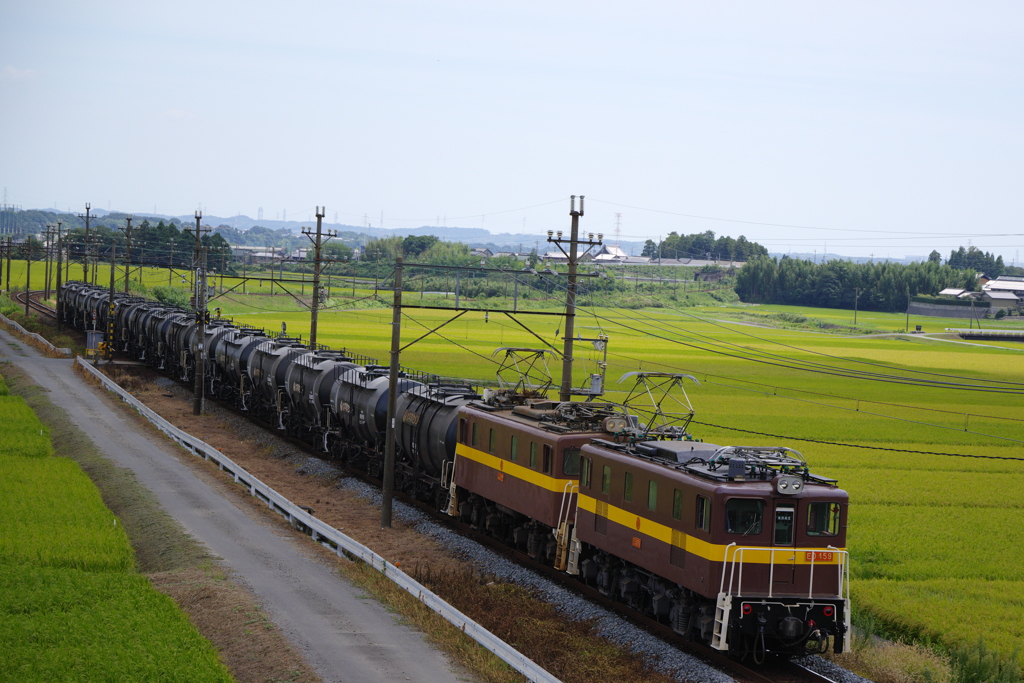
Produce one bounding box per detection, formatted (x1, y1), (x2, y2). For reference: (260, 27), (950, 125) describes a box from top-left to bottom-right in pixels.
(12, 290), (58, 319)
(150, 369), (843, 683)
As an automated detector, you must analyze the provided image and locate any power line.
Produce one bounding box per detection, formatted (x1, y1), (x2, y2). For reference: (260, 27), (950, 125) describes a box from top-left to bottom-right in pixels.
(588, 197), (1024, 238)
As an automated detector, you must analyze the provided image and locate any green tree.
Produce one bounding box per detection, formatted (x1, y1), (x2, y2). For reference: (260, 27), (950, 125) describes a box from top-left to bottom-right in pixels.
(402, 235), (439, 257)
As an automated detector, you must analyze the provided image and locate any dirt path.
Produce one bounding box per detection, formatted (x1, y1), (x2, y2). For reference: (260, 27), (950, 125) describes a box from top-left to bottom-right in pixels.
(0, 328), (473, 683)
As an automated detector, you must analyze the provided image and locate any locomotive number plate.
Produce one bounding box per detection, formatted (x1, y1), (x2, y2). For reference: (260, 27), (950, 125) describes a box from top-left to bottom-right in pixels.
(805, 551), (834, 562)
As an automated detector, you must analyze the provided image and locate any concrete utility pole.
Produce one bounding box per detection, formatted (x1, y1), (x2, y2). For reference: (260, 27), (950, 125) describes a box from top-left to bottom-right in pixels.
(43, 223), (54, 300)
(55, 226), (63, 331)
(547, 196), (602, 402)
(381, 256), (403, 529)
(303, 206), (336, 347)
(119, 215), (134, 293)
(186, 211), (210, 416)
(185, 211), (210, 300)
(194, 248), (208, 416)
(24, 244), (31, 315)
(5, 236), (11, 292)
(78, 202), (91, 282)
(106, 246), (116, 362)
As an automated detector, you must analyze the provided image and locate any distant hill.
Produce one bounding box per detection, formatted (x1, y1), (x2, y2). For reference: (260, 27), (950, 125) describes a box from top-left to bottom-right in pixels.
(0, 207), (643, 256)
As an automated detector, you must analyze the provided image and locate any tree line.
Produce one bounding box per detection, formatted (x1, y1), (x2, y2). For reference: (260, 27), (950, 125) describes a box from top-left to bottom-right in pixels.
(735, 256), (977, 312)
(640, 230), (769, 262)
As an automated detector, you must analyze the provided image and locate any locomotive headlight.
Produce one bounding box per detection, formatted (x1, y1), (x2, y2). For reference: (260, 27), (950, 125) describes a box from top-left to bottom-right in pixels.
(776, 475), (802, 495)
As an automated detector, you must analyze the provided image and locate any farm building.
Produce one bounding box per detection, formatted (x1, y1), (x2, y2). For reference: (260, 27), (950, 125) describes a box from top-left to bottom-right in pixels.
(982, 290), (1021, 309)
(983, 275), (1024, 295)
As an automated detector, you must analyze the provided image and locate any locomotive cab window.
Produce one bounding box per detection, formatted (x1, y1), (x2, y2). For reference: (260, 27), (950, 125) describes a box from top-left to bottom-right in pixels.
(647, 480), (657, 511)
(807, 502), (841, 536)
(623, 472), (633, 503)
(601, 465), (611, 495)
(510, 436), (518, 463)
(563, 447), (581, 477)
(543, 445), (553, 474)
(459, 418), (468, 444)
(472, 423), (478, 448)
(580, 457), (592, 488)
(488, 428), (496, 454)
(530, 442), (538, 469)
(725, 498), (764, 536)
(672, 489), (683, 521)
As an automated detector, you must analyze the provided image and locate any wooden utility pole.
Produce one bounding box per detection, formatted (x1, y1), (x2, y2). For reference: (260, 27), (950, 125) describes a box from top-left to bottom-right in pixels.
(168, 240), (174, 285)
(547, 196), (602, 402)
(381, 257), (403, 529)
(120, 215), (134, 293)
(303, 206), (336, 347)
(78, 203), (91, 282)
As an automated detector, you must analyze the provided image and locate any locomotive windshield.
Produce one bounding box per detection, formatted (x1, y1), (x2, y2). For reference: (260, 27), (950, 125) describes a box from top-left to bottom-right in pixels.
(563, 447), (581, 476)
(725, 498), (763, 536)
(807, 501), (842, 536)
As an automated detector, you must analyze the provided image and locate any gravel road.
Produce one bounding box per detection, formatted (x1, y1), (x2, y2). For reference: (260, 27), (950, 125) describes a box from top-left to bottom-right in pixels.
(0, 328), (474, 683)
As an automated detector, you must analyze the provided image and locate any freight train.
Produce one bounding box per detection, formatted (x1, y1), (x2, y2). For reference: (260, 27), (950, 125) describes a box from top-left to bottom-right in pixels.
(60, 281), (850, 661)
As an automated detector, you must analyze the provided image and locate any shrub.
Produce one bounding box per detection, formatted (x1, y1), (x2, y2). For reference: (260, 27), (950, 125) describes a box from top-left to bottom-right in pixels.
(151, 285), (190, 308)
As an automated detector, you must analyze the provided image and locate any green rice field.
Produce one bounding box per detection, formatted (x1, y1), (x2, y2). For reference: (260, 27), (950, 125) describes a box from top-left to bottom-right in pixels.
(11, 257), (1024, 662)
(0, 372), (230, 681)
(230, 296), (1024, 662)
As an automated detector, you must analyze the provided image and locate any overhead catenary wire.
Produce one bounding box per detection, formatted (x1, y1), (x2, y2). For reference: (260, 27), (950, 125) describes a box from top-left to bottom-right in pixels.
(525, 270), (1024, 394)
(690, 419), (1024, 462)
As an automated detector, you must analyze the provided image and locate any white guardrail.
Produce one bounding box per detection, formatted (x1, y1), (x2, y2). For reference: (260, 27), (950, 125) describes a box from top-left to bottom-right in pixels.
(0, 313), (72, 356)
(76, 356), (561, 683)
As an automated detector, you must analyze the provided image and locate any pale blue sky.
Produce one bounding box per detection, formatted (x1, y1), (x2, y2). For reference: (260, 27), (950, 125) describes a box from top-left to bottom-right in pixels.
(1, 1), (1021, 260)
